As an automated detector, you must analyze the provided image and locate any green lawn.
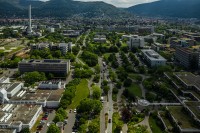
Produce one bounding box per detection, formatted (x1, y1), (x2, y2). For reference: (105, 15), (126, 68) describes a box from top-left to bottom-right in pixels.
(112, 112), (124, 133)
(127, 83), (142, 98)
(68, 79), (89, 109)
(103, 53), (111, 60)
(149, 115), (163, 133)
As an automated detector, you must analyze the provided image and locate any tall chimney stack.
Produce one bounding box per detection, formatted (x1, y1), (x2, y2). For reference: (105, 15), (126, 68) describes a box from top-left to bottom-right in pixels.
(28, 4), (32, 33)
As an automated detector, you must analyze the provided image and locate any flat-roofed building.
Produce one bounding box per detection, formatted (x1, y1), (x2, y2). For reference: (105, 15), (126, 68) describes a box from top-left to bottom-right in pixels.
(0, 104), (42, 132)
(0, 83), (24, 98)
(38, 81), (63, 90)
(94, 35), (107, 43)
(128, 35), (144, 48)
(0, 129), (16, 133)
(141, 49), (166, 67)
(18, 59), (70, 76)
(175, 48), (199, 69)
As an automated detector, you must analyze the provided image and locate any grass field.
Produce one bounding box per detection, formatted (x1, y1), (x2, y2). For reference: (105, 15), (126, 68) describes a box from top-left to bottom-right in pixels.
(149, 115), (163, 133)
(68, 79), (89, 109)
(103, 53), (111, 60)
(127, 83), (142, 98)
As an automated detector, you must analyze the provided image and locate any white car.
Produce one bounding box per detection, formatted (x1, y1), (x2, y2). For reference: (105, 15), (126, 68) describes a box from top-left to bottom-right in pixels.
(74, 109), (77, 113)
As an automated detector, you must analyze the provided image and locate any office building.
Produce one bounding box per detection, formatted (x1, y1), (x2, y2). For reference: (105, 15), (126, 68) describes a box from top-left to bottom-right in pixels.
(175, 48), (200, 69)
(18, 59), (70, 76)
(128, 35), (144, 48)
(31, 42), (72, 55)
(141, 49), (166, 67)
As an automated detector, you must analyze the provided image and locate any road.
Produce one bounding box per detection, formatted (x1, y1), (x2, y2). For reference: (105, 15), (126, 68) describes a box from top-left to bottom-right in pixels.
(105, 68), (113, 133)
(64, 111), (76, 133)
(40, 110), (56, 133)
(99, 57), (107, 133)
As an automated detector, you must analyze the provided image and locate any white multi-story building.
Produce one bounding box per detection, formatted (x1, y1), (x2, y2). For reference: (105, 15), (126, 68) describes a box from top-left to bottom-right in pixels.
(141, 49), (166, 67)
(128, 35), (144, 48)
(38, 81), (62, 90)
(59, 42), (72, 55)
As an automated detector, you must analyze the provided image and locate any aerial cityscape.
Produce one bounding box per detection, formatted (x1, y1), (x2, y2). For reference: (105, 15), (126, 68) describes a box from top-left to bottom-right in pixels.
(0, 0), (200, 133)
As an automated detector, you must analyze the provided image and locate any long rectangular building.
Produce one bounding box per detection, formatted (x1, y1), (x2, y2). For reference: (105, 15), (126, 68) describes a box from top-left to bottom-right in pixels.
(175, 48), (200, 69)
(141, 49), (166, 67)
(18, 59), (70, 76)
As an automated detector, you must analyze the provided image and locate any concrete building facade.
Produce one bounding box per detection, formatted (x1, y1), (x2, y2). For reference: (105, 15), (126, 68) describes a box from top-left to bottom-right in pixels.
(175, 48), (200, 69)
(18, 59), (70, 76)
(141, 49), (166, 67)
(128, 35), (144, 49)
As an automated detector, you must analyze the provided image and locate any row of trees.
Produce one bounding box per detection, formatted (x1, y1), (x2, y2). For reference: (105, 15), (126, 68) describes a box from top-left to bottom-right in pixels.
(129, 52), (139, 66)
(59, 79), (81, 109)
(81, 51), (98, 67)
(0, 56), (21, 68)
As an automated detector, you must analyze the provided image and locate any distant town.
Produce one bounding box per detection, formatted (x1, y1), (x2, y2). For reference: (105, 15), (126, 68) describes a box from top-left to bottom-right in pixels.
(0, 2), (200, 133)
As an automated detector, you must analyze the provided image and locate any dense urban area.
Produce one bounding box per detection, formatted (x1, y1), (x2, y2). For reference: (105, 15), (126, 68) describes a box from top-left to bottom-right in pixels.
(0, 1), (200, 133)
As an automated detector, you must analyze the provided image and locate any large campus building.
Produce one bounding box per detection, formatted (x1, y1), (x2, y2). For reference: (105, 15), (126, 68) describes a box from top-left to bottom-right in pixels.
(141, 49), (166, 67)
(128, 35), (144, 49)
(175, 47), (200, 69)
(0, 77), (65, 132)
(18, 59), (70, 76)
(30, 42), (72, 55)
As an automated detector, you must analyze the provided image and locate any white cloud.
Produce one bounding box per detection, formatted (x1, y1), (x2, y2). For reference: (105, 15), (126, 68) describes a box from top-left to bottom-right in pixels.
(75, 0), (158, 7)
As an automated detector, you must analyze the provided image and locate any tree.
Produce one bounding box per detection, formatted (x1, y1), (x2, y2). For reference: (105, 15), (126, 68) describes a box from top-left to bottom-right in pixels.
(88, 121), (99, 133)
(92, 86), (101, 100)
(53, 113), (64, 123)
(122, 108), (132, 122)
(23, 71), (46, 85)
(47, 124), (60, 133)
(57, 107), (67, 118)
(20, 128), (30, 133)
(103, 86), (110, 94)
(124, 78), (132, 87)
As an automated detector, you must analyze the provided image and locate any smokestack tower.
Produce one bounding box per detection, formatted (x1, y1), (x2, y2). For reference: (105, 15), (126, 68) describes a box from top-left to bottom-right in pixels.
(27, 4), (32, 34)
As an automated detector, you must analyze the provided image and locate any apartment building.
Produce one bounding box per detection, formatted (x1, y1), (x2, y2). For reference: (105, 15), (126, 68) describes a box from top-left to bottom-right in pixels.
(18, 59), (70, 76)
(175, 48), (200, 69)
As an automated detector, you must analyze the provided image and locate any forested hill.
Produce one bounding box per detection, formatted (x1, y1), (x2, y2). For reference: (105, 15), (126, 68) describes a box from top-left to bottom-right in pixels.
(127, 0), (200, 18)
(0, 0), (128, 18)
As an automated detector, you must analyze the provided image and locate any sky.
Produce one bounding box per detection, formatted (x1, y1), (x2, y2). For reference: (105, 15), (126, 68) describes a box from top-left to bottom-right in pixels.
(40, 0), (158, 8)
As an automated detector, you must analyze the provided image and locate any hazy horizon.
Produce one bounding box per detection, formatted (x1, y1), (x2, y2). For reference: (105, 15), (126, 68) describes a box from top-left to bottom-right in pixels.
(40, 0), (159, 8)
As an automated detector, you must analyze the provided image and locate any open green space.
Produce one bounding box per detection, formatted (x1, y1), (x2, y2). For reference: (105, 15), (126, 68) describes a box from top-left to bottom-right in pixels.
(168, 106), (199, 129)
(112, 112), (124, 133)
(68, 79), (89, 109)
(149, 115), (163, 133)
(129, 74), (143, 82)
(103, 53), (111, 60)
(127, 83), (142, 98)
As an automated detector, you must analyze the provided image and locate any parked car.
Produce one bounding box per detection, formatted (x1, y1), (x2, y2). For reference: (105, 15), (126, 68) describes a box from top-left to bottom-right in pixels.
(74, 109), (77, 113)
(108, 119), (111, 123)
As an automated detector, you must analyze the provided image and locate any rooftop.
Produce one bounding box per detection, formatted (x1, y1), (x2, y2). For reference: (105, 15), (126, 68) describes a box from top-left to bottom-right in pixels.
(6, 104), (41, 124)
(141, 49), (166, 61)
(175, 72), (200, 89)
(185, 101), (200, 120)
(11, 89), (64, 101)
(0, 129), (16, 133)
(20, 59), (70, 64)
(168, 106), (200, 129)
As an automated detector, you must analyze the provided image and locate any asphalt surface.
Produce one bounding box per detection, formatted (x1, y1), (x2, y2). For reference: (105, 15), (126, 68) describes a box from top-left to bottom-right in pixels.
(64, 111), (76, 133)
(40, 110), (56, 133)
